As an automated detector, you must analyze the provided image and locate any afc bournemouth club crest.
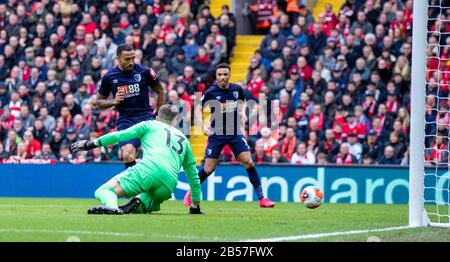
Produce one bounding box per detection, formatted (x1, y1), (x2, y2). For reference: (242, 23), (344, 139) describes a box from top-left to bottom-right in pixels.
(207, 149), (212, 156)
(233, 91), (239, 99)
(134, 74), (141, 82)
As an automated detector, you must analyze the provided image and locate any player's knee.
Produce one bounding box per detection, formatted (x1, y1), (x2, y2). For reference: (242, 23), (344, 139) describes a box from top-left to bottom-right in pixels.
(242, 159), (255, 169)
(203, 167), (214, 176)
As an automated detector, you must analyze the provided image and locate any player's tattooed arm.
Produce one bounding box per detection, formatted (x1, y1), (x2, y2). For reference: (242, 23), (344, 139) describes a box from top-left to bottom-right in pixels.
(96, 92), (124, 110)
(152, 82), (165, 112)
(238, 100), (248, 131)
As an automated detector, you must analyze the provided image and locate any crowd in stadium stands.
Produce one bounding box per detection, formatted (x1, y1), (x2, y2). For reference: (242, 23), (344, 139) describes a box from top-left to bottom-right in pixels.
(236, 0), (445, 167)
(0, 0), (237, 163)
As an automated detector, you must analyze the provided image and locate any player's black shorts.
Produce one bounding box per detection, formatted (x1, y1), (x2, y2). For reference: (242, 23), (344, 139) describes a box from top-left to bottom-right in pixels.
(117, 114), (155, 149)
(205, 134), (250, 159)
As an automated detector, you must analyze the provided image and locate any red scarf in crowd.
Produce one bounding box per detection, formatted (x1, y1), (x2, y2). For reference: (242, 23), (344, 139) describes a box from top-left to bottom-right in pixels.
(376, 114), (386, 129)
(281, 136), (297, 161)
(363, 100), (376, 118)
(214, 33), (222, 46)
(336, 153), (353, 164)
(386, 100), (399, 113)
(83, 115), (92, 128)
(309, 112), (324, 131)
(324, 141), (333, 152)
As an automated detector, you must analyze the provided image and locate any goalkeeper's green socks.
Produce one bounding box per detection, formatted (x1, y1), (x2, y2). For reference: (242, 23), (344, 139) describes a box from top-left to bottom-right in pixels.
(94, 185), (118, 208)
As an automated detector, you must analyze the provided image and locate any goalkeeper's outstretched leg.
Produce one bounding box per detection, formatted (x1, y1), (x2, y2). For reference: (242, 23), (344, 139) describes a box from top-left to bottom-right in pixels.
(89, 178), (127, 215)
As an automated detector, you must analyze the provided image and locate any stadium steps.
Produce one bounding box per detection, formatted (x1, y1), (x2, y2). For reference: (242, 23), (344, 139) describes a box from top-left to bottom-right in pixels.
(210, 0), (231, 18)
(230, 35), (264, 83)
(190, 110), (211, 165)
(312, 0), (346, 18)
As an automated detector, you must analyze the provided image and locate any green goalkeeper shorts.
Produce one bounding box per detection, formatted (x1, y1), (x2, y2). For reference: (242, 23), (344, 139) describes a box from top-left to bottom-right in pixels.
(112, 168), (173, 212)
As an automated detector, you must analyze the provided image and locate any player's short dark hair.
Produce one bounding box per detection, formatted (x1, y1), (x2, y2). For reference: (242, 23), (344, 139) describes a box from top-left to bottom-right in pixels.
(158, 104), (178, 122)
(116, 44), (134, 56)
(215, 63), (230, 72)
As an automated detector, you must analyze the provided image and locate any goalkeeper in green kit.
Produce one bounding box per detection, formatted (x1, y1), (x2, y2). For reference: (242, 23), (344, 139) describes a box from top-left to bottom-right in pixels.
(70, 105), (202, 215)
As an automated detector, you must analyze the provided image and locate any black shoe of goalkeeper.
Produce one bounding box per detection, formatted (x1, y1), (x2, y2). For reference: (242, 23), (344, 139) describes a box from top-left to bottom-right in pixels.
(87, 206), (124, 215)
(119, 197), (142, 214)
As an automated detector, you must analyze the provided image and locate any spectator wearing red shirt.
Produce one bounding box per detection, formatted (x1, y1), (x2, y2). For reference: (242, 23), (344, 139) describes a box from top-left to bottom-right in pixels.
(247, 69), (265, 99)
(289, 56), (312, 82)
(342, 113), (366, 139)
(335, 14), (350, 39)
(1, 106), (15, 130)
(389, 11), (412, 36)
(161, 15), (174, 39)
(80, 13), (97, 34)
(175, 83), (193, 111)
(23, 130), (41, 158)
(321, 3), (337, 29)
(428, 136), (447, 165)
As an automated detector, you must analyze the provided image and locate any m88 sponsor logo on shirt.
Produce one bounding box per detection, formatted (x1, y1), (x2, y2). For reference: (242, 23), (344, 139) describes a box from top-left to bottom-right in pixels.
(117, 83), (140, 98)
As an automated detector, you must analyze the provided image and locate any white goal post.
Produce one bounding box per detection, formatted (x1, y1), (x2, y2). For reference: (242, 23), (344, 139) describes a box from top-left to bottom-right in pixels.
(410, 0), (450, 228)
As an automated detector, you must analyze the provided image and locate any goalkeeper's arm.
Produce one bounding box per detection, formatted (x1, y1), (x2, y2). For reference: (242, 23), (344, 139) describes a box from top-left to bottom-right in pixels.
(182, 143), (203, 214)
(70, 121), (148, 153)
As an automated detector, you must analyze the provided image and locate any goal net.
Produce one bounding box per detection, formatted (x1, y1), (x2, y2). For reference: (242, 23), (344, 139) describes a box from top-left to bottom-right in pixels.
(411, 0), (450, 228)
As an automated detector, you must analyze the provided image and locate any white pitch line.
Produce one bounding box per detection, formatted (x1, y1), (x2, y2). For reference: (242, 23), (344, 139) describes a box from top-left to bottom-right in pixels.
(0, 228), (224, 241)
(241, 225), (412, 242)
(0, 204), (86, 207)
(0, 228), (146, 237)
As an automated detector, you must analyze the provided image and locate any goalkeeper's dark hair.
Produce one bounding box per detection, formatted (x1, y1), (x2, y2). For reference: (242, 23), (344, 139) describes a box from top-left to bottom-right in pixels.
(116, 44), (134, 56)
(158, 104), (179, 123)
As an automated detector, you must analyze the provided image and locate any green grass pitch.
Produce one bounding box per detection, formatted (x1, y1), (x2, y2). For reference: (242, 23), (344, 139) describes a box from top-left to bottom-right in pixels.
(0, 198), (449, 242)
